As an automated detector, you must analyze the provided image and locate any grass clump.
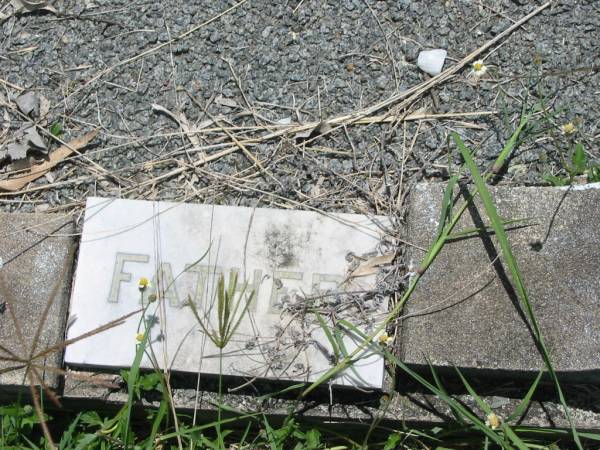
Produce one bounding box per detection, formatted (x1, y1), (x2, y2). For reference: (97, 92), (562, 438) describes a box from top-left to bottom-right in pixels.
(544, 142), (600, 186)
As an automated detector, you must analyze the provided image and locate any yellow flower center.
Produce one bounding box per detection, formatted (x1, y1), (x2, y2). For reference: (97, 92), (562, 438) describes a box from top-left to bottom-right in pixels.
(561, 122), (576, 135)
(138, 277), (149, 290)
(473, 61), (485, 71)
(486, 412), (501, 430)
(136, 333), (145, 343)
(378, 333), (393, 345)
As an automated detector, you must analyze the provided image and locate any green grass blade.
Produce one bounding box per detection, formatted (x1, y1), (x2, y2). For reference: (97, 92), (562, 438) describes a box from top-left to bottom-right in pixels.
(333, 326), (372, 387)
(453, 131), (582, 449)
(454, 366), (492, 416)
(381, 348), (507, 447)
(145, 396), (168, 449)
(426, 359), (464, 425)
(223, 284), (253, 344)
(157, 412), (260, 442)
(511, 427), (600, 442)
(73, 433), (100, 450)
(426, 359), (448, 397)
(502, 423), (530, 450)
(337, 319), (368, 340)
(238, 422), (252, 449)
(506, 371), (543, 423)
(455, 367), (530, 449)
(187, 295), (218, 347)
(262, 415), (281, 450)
(58, 412), (82, 449)
(313, 309), (340, 360)
(121, 322), (151, 445)
(435, 174), (459, 239)
(491, 103), (532, 174)
(257, 383), (305, 401)
(217, 275), (226, 341)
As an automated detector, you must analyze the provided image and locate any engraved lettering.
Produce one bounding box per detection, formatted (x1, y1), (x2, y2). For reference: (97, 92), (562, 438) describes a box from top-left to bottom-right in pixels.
(184, 264), (212, 305)
(152, 262), (180, 307)
(269, 270), (303, 313)
(108, 253), (150, 303)
(311, 273), (344, 294)
(234, 269), (263, 312)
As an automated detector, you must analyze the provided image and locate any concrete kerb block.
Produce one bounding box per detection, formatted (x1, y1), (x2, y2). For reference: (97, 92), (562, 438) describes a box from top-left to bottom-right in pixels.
(0, 212), (75, 397)
(401, 182), (600, 383)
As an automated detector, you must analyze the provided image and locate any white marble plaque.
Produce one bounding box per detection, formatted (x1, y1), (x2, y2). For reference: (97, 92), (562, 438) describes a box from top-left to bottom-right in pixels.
(65, 197), (390, 388)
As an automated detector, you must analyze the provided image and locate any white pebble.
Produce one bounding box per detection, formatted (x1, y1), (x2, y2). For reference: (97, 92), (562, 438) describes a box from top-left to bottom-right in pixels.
(417, 49), (447, 76)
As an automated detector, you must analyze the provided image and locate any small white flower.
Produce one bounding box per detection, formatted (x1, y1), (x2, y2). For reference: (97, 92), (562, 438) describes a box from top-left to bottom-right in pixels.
(378, 332), (394, 346)
(472, 60), (488, 77)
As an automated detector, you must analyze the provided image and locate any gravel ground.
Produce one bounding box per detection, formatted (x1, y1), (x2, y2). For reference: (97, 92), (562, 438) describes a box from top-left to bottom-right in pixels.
(0, 0), (599, 221)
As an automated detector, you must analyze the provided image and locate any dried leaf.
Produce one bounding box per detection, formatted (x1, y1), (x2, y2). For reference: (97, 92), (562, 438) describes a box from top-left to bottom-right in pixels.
(294, 121), (331, 142)
(24, 126), (46, 150)
(38, 94), (50, 119)
(294, 126), (314, 140)
(15, 91), (37, 115)
(1, 123), (46, 163)
(11, 0), (57, 13)
(214, 95), (237, 108)
(6, 142), (28, 160)
(0, 130), (98, 191)
(349, 254), (395, 278)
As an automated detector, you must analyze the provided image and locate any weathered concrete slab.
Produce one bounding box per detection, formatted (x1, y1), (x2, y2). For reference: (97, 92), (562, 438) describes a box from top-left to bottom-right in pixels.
(65, 198), (390, 388)
(0, 213), (74, 393)
(401, 182), (600, 382)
